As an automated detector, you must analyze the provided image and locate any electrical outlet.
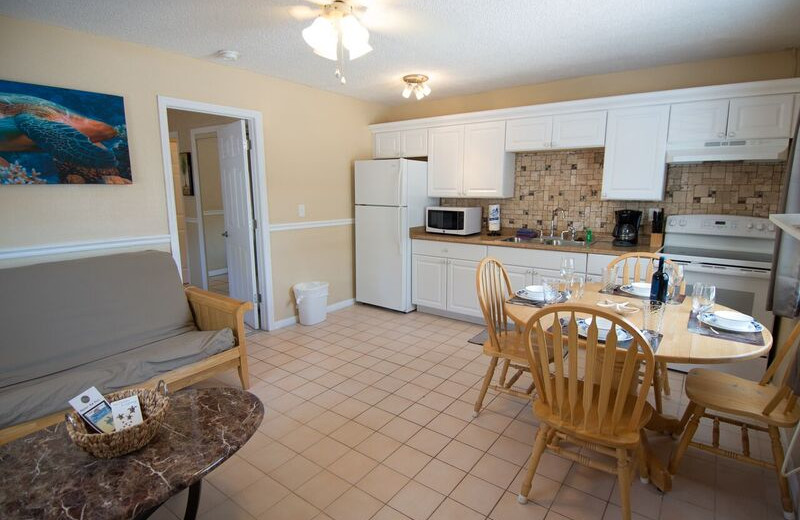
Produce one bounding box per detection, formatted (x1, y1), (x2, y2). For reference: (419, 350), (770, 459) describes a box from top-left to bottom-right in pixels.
(298, 204), (305, 218)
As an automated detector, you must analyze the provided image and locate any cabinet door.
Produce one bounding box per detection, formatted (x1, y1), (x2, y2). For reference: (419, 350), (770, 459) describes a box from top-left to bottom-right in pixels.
(668, 99), (729, 143)
(428, 126), (464, 197)
(463, 121), (514, 198)
(373, 132), (403, 158)
(505, 116), (553, 151)
(505, 264), (533, 294)
(727, 94), (794, 139)
(412, 254), (447, 309)
(602, 105), (670, 201)
(552, 111), (607, 149)
(403, 129), (428, 157)
(447, 259), (482, 317)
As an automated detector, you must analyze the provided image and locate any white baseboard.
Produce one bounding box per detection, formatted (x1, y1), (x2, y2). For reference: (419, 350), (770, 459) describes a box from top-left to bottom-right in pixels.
(271, 298), (355, 330)
(208, 268), (228, 277)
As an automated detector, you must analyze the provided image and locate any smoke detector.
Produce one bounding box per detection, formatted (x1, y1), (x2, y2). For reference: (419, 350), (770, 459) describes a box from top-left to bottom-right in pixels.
(216, 50), (240, 61)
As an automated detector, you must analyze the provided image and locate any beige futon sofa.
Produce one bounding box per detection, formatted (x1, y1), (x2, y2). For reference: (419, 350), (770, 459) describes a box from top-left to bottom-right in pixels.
(0, 250), (252, 444)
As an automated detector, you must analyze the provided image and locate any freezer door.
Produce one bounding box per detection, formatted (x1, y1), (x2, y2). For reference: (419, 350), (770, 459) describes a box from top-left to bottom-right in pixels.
(355, 205), (411, 311)
(355, 159), (407, 206)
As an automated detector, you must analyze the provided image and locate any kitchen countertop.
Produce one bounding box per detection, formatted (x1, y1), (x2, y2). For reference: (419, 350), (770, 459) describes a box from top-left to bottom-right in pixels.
(410, 227), (662, 255)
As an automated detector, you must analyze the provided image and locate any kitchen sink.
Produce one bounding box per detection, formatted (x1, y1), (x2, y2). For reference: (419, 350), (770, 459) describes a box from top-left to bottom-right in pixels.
(497, 236), (591, 247)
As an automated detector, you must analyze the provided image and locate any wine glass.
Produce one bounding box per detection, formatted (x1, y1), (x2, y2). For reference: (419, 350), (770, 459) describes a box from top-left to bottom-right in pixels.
(560, 257), (575, 279)
(691, 283), (716, 314)
(667, 264), (684, 305)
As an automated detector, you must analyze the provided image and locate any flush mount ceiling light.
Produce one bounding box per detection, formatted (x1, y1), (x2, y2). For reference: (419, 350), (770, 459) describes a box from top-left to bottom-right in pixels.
(216, 49), (240, 61)
(302, 0), (372, 85)
(402, 74), (431, 100)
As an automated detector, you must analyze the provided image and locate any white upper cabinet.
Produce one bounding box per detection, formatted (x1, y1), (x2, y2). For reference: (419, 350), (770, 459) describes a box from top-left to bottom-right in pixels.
(373, 129), (428, 158)
(402, 128), (428, 157)
(602, 105), (670, 201)
(505, 116), (553, 151)
(427, 126), (465, 197)
(428, 122), (513, 198)
(727, 94), (795, 139)
(551, 111), (607, 149)
(668, 99), (730, 142)
(506, 111), (606, 151)
(463, 121), (514, 198)
(668, 94), (795, 143)
(373, 131), (403, 158)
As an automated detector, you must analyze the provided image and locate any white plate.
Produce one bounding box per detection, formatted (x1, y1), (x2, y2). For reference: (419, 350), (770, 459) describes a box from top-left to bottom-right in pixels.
(699, 312), (763, 333)
(517, 285), (557, 302)
(584, 316), (612, 331)
(577, 318), (633, 342)
(620, 282), (651, 297)
(713, 310), (754, 329)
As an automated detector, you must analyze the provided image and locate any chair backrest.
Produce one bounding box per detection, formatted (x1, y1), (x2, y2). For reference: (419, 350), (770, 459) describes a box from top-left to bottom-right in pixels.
(607, 253), (685, 294)
(523, 303), (655, 436)
(476, 257), (514, 353)
(760, 321), (800, 416)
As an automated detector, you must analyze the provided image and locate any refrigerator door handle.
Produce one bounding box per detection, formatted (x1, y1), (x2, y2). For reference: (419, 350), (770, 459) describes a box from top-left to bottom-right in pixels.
(397, 209), (402, 254)
(396, 169), (403, 206)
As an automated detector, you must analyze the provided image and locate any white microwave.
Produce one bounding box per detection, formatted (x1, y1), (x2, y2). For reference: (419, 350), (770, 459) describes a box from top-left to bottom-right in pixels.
(426, 206), (482, 236)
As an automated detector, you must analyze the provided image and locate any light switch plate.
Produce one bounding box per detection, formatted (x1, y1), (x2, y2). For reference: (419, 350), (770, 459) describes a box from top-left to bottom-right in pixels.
(298, 204), (305, 217)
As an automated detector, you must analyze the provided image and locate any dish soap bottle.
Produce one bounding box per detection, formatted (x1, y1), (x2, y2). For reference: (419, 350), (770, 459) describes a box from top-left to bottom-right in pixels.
(649, 256), (669, 302)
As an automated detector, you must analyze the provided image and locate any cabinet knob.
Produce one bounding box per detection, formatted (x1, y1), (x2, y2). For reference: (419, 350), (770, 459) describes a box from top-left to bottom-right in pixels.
(551, 142), (558, 147)
(728, 131), (735, 137)
(717, 132), (725, 138)
(544, 142), (550, 148)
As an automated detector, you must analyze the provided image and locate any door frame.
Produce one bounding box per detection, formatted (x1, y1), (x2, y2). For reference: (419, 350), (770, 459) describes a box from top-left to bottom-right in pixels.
(188, 125), (227, 291)
(157, 96), (275, 330)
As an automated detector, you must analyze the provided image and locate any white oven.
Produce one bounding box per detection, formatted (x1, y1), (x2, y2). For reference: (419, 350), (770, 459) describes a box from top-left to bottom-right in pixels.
(662, 215), (777, 381)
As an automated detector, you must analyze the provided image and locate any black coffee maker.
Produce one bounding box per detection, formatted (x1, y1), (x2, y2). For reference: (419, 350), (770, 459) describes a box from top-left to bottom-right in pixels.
(612, 210), (643, 247)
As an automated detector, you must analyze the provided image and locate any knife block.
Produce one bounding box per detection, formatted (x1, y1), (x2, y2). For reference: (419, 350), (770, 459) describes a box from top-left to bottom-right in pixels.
(649, 233), (664, 248)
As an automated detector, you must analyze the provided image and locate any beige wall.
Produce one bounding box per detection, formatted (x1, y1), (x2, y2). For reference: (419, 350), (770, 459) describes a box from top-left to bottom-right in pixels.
(0, 16), (384, 322)
(378, 49), (800, 122)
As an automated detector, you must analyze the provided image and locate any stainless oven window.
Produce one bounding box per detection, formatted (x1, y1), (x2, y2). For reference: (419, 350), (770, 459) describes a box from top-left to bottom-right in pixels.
(428, 210), (464, 231)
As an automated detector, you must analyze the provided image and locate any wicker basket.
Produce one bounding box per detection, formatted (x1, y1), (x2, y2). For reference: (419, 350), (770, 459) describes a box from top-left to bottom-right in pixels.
(65, 380), (170, 458)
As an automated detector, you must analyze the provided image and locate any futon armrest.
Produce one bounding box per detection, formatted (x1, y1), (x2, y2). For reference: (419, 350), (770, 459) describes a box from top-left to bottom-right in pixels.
(184, 286), (252, 347)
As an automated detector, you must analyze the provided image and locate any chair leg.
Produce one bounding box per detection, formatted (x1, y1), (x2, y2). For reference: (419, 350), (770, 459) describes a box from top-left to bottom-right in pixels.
(237, 358), (250, 390)
(677, 402), (698, 431)
(659, 362), (671, 396)
(636, 439), (650, 484)
(518, 424), (549, 504)
(473, 357), (498, 418)
(498, 359), (511, 387)
(652, 365), (664, 414)
(768, 426), (794, 519)
(668, 405), (704, 474)
(616, 448), (633, 520)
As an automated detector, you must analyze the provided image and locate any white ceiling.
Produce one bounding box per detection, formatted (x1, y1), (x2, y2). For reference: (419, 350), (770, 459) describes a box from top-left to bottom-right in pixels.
(4, 0), (800, 105)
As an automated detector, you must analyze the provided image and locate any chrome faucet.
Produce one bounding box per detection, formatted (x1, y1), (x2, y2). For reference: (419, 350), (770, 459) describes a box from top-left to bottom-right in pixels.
(550, 208), (565, 237)
(560, 224), (577, 241)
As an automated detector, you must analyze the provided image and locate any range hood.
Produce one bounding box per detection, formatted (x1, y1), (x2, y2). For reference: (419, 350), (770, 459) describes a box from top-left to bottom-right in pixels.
(666, 138), (790, 163)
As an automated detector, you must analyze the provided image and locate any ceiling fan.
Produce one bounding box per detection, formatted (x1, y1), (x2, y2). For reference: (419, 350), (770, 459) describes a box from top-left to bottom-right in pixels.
(288, 0), (399, 84)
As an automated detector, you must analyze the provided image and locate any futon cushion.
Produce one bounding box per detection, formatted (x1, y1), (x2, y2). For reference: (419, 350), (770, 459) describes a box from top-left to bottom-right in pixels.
(0, 251), (196, 389)
(0, 328), (234, 429)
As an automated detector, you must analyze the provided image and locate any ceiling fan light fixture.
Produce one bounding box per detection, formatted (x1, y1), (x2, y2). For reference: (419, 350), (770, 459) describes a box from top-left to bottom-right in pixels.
(302, 16), (338, 60)
(302, 1), (373, 84)
(402, 74), (431, 100)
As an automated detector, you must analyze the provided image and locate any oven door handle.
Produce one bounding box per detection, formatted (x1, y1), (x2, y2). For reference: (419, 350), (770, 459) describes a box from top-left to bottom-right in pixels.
(684, 262), (772, 279)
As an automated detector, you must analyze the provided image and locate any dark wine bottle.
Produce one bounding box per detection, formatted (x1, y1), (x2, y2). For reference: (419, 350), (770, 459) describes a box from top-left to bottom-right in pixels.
(649, 256), (669, 302)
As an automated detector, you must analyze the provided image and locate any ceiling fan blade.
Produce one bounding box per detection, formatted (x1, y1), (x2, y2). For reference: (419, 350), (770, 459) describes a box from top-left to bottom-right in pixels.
(288, 5), (318, 20)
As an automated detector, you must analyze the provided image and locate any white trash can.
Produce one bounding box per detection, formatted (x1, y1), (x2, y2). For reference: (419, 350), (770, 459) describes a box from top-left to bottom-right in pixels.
(293, 281), (329, 326)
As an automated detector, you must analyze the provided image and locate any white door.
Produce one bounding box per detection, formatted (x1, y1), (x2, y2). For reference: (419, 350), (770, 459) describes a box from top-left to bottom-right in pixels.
(355, 159), (405, 206)
(505, 264), (533, 294)
(373, 132), (403, 158)
(217, 120), (259, 329)
(727, 94), (795, 139)
(552, 111), (607, 149)
(447, 259), (482, 317)
(505, 116), (553, 151)
(412, 254), (447, 309)
(356, 205), (409, 311)
(403, 129), (428, 157)
(428, 126), (464, 197)
(602, 105), (670, 201)
(668, 99), (729, 142)
(463, 121), (513, 198)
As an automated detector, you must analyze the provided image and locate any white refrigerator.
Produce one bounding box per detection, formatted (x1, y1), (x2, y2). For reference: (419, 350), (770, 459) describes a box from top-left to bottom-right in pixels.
(355, 159), (434, 312)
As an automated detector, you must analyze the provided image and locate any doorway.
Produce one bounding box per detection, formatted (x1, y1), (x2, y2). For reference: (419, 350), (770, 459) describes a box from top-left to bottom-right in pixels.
(158, 98), (274, 330)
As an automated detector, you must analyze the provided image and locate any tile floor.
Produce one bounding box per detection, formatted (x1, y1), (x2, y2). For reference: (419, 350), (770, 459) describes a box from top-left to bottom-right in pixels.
(151, 304), (788, 520)
(208, 274), (229, 296)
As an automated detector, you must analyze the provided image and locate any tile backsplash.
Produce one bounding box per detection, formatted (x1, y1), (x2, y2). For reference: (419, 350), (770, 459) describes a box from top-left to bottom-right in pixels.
(441, 150), (786, 236)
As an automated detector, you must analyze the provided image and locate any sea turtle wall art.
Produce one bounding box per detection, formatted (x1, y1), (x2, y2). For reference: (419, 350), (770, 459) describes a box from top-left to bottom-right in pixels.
(0, 79), (132, 185)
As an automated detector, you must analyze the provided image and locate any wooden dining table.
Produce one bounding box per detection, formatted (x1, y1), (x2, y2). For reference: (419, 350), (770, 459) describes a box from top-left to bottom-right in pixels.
(504, 281), (773, 492)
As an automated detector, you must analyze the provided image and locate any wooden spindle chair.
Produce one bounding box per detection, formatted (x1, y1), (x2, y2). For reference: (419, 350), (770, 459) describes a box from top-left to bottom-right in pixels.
(517, 304), (658, 520)
(473, 257), (550, 417)
(607, 252), (685, 408)
(669, 321), (800, 519)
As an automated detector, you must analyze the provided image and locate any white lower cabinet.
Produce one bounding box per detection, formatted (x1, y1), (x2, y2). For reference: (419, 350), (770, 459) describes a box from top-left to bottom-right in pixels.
(447, 259), (482, 317)
(505, 264), (534, 292)
(412, 240), (488, 318)
(412, 254), (447, 309)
